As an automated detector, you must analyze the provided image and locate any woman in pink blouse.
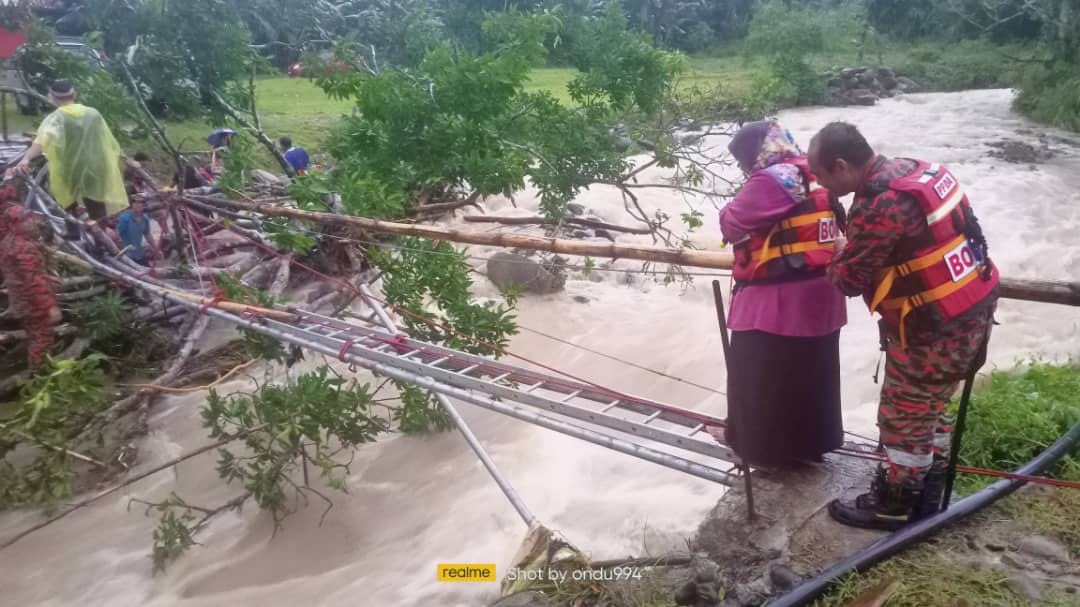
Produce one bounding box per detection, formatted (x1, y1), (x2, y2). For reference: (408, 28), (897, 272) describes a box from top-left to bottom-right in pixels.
(719, 120), (848, 467)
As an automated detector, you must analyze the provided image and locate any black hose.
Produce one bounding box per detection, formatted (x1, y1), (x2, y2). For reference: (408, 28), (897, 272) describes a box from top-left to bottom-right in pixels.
(768, 421), (1080, 607)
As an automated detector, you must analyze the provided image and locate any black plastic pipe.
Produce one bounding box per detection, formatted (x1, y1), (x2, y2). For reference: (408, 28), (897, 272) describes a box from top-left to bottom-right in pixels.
(768, 421), (1080, 607)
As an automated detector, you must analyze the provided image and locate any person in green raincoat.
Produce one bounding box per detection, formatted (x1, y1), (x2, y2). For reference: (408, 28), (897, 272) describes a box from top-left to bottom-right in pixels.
(7, 80), (128, 238)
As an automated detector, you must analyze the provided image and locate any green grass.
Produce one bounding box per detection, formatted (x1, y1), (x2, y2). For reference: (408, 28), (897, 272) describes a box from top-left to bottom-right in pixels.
(952, 361), (1080, 494)
(815, 547), (1078, 607)
(157, 78), (354, 167)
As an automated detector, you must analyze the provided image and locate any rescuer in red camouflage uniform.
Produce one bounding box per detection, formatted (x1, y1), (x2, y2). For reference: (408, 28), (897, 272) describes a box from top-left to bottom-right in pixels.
(0, 182), (61, 370)
(807, 122), (999, 531)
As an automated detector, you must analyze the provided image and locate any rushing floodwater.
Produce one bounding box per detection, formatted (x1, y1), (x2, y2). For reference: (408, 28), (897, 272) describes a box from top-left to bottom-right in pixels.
(2, 89), (1079, 607)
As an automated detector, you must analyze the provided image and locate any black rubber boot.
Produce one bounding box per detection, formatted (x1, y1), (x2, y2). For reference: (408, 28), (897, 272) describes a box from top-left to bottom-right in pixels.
(912, 458), (948, 520)
(828, 466), (921, 532)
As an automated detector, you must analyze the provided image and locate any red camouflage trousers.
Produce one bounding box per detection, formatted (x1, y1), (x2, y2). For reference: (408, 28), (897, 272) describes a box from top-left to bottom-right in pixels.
(0, 205), (59, 369)
(878, 303), (996, 487)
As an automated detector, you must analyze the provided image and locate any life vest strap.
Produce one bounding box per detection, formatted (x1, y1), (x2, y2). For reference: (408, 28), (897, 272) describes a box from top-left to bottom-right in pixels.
(877, 262), (982, 348)
(749, 239), (833, 264)
(869, 234), (968, 313)
(778, 210), (832, 230)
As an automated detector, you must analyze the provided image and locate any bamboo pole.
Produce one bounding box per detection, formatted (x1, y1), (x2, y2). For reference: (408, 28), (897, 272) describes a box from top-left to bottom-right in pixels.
(187, 196), (1080, 307)
(186, 196), (739, 269)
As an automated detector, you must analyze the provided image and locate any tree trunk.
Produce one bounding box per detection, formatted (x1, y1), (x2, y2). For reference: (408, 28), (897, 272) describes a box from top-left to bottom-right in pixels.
(190, 196), (1080, 308)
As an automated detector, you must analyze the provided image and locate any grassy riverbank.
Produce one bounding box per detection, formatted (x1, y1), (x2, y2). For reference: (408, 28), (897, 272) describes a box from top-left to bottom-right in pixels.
(814, 362), (1080, 607)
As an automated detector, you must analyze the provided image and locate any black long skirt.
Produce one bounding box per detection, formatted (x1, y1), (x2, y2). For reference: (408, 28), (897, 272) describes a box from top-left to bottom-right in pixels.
(724, 329), (843, 467)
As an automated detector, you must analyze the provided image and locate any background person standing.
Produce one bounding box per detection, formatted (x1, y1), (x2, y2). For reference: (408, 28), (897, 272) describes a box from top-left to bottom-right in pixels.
(280, 136), (310, 174)
(7, 80), (129, 239)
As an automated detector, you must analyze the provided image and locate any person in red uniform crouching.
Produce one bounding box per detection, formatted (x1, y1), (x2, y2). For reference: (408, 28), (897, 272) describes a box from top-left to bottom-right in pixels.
(0, 181), (61, 370)
(807, 122), (999, 531)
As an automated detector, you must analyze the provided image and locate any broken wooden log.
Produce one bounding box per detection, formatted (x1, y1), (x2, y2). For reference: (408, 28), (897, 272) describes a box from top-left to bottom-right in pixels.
(241, 258), (278, 290)
(101, 314), (210, 424)
(268, 255), (293, 300)
(0, 324), (79, 346)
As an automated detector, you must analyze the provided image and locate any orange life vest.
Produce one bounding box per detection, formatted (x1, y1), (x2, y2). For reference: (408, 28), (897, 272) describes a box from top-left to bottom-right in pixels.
(868, 160), (999, 347)
(731, 156), (840, 285)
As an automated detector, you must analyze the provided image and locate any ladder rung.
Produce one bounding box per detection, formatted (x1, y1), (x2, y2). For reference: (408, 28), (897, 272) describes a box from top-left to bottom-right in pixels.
(558, 389), (582, 403)
(428, 356), (451, 368)
(397, 349), (421, 359)
(488, 372), (511, 384)
(524, 381), (545, 393)
(457, 364), (479, 376)
(324, 330), (346, 339)
(600, 399), (621, 412)
(688, 424), (705, 436)
(642, 411), (663, 425)
(371, 344), (390, 353)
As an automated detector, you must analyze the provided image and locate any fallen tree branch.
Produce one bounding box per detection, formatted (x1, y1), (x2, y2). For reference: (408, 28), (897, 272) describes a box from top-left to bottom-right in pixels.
(55, 284), (108, 303)
(463, 214), (652, 235)
(0, 423), (267, 550)
(0, 421), (108, 469)
(102, 314), (211, 423)
(118, 358), (256, 394)
(240, 258), (279, 290)
(116, 60), (182, 167)
(268, 255), (293, 300)
(55, 276), (105, 290)
(411, 191), (483, 216)
(0, 324), (79, 346)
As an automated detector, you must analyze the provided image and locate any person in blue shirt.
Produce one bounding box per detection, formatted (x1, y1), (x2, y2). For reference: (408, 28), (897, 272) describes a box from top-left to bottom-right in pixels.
(280, 136), (311, 174)
(116, 198), (160, 265)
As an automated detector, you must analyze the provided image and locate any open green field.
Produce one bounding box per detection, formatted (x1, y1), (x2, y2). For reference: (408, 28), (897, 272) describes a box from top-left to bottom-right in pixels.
(150, 40), (1014, 167)
(156, 59), (754, 164)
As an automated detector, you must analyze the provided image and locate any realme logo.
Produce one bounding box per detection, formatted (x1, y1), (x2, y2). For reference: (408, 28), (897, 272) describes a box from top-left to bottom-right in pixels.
(437, 563), (497, 582)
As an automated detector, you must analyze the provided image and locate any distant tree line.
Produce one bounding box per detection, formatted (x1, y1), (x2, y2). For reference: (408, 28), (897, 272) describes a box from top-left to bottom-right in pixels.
(16, 1), (1073, 68)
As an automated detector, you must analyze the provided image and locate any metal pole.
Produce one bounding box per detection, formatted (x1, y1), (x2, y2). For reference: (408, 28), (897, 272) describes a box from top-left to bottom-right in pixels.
(941, 328), (992, 509)
(358, 283), (538, 526)
(712, 280), (755, 520)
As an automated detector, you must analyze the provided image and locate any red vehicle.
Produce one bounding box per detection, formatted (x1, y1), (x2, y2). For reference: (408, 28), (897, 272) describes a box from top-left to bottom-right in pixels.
(0, 26), (27, 60)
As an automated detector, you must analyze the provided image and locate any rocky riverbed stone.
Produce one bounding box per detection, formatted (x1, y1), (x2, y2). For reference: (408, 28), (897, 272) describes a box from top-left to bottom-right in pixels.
(487, 252), (566, 294)
(823, 66), (918, 107)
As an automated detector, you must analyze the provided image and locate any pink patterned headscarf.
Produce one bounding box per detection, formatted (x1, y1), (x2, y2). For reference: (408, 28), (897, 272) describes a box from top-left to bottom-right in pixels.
(729, 119), (803, 172)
